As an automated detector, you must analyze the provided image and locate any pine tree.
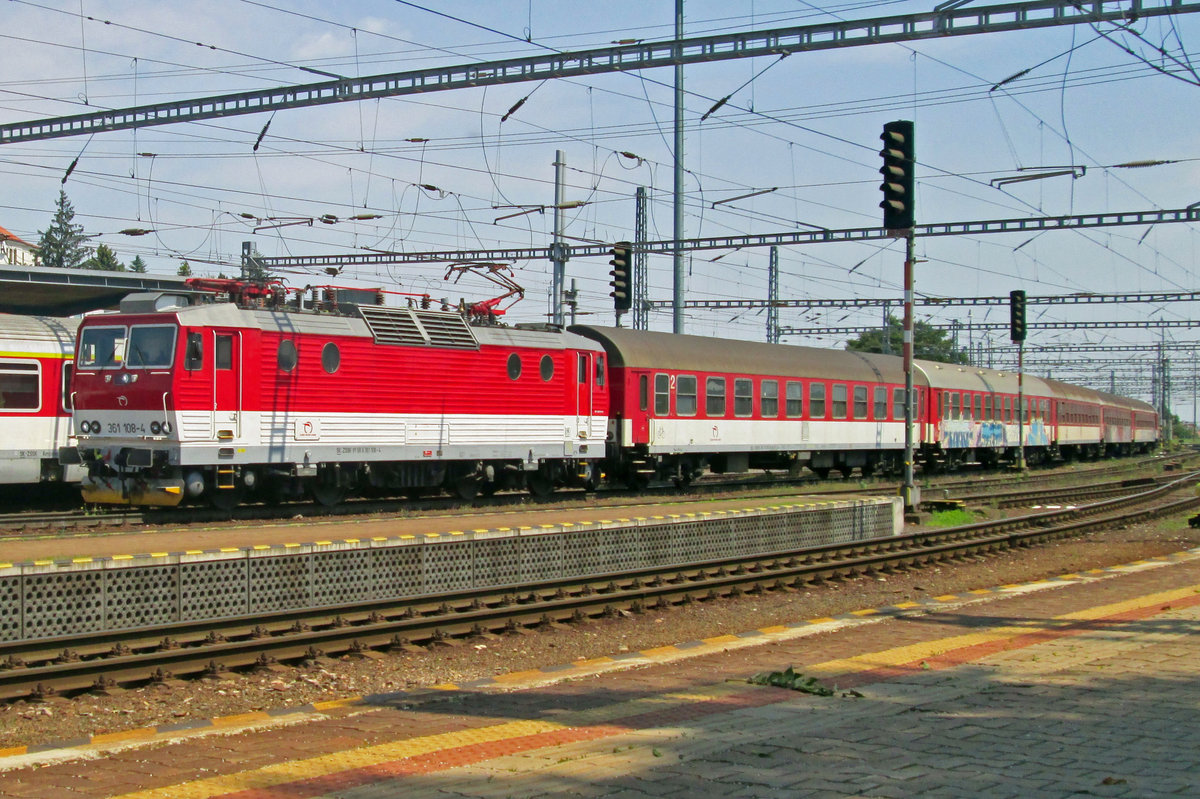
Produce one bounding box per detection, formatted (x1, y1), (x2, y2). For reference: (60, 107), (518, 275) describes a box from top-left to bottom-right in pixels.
(129, 255), (148, 273)
(37, 190), (90, 269)
(177, 261), (193, 277)
(85, 243), (124, 271)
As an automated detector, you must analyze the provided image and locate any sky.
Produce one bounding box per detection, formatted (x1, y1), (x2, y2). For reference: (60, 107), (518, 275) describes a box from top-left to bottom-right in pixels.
(1, 1), (1198, 413)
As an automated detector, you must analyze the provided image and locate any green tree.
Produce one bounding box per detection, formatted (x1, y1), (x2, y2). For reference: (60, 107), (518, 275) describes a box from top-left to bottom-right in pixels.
(37, 189), (90, 269)
(128, 255), (148, 273)
(177, 260), (193, 277)
(85, 243), (125, 271)
(846, 315), (969, 364)
(242, 246), (271, 281)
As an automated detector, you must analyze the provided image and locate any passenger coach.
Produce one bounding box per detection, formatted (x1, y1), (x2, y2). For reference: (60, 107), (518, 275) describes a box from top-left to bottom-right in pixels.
(0, 314), (80, 485)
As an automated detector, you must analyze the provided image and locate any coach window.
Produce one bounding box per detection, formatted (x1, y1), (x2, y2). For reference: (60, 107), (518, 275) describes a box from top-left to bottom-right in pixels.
(654, 373), (670, 415)
(809, 383), (826, 418)
(784, 381), (802, 418)
(540, 355), (554, 381)
(963, 394), (972, 420)
(639, 375), (649, 412)
(761, 380), (779, 417)
(892, 387), (905, 420)
(677, 375), (698, 416)
(853, 385), (868, 420)
(0, 360), (39, 412)
(974, 394), (983, 419)
(322, 343), (341, 374)
(734, 379), (753, 417)
(984, 395), (992, 420)
(277, 340), (297, 372)
(1002, 397), (1011, 421)
(78, 326), (127, 369)
(507, 353), (522, 380)
(874, 386), (887, 420)
(185, 332), (204, 370)
(61, 363), (73, 411)
(706, 377), (727, 417)
(830, 383), (848, 420)
(128, 325), (176, 368)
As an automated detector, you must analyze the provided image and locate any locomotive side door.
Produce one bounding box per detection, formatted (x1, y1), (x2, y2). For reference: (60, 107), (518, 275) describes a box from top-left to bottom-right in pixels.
(212, 331), (241, 439)
(574, 351), (594, 438)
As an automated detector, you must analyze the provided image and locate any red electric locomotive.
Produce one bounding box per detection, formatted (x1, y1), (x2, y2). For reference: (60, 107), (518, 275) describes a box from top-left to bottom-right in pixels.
(66, 282), (608, 507)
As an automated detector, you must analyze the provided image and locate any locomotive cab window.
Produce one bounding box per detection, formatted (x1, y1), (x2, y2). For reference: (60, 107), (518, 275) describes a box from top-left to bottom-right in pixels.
(78, 326), (127, 369)
(706, 377), (726, 417)
(761, 380), (779, 418)
(595, 355), (605, 387)
(127, 325), (176, 368)
(734, 378), (753, 417)
(676, 375), (697, 416)
(0, 360), (40, 412)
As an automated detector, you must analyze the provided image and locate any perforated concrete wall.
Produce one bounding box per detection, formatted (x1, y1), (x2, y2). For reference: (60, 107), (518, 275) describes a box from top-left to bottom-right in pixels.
(0, 497), (899, 644)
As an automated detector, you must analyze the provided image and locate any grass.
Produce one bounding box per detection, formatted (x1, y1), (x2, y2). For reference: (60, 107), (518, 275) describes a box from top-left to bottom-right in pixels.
(927, 508), (978, 527)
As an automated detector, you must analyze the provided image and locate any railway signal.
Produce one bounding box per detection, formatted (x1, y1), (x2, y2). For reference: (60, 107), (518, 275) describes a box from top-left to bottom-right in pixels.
(609, 241), (632, 312)
(879, 120), (915, 231)
(1010, 289), (1027, 342)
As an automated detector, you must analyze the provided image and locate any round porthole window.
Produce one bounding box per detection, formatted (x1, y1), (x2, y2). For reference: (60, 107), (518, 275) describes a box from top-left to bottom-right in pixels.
(277, 340), (298, 372)
(322, 342), (341, 374)
(507, 352), (522, 380)
(540, 354), (554, 382)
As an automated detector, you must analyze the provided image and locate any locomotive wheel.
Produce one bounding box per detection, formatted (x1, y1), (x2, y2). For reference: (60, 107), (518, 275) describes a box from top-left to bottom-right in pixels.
(453, 476), (481, 501)
(209, 487), (244, 511)
(527, 473), (554, 498)
(311, 483), (347, 506)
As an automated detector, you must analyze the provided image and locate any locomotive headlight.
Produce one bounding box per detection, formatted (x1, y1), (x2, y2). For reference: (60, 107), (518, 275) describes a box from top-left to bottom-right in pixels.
(161, 422), (172, 435)
(150, 421), (162, 435)
(90, 420), (101, 434)
(78, 420), (90, 434)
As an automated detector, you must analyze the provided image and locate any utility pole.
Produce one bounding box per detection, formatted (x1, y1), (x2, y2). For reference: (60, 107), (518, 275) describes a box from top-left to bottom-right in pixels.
(550, 150), (568, 327)
(672, 0), (686, 334)
(633, 187), (649, 331)
(767, 246), (780, 344)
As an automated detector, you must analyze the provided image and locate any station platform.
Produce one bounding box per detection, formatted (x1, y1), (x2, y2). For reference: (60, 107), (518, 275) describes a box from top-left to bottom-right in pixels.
(2, 546), (1198, 798)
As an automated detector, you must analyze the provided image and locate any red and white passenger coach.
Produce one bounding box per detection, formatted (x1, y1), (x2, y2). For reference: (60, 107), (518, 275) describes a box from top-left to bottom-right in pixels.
(0, 314), (80, 485)
(67, 287), (608, 506)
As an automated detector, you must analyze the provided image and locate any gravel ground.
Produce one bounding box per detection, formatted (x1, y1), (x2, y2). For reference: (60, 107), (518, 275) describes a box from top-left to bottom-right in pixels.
(2, 502), (1198, 753)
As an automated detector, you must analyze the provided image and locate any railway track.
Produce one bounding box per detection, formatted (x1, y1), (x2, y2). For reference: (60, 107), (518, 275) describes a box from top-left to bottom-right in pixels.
(2, 468), (1197, 704)
(0, 453), (1184, 536)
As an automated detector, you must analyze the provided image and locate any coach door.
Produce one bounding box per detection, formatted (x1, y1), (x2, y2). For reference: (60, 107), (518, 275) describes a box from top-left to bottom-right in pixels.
(212, 331), (241, 440)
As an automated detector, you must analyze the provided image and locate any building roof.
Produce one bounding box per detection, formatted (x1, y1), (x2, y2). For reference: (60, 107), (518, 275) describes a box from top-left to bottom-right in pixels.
(0, 225), (34, 249)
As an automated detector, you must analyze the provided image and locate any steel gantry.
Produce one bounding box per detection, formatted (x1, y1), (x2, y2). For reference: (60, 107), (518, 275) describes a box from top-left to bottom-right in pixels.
(779, 319), (1200, 337)
(253, 208), (1200, 270)
(3, 0), (1196, 145)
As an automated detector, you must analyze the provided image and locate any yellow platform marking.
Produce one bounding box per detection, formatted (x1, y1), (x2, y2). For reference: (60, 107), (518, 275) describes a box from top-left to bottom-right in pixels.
(806, 584), (1200, 680)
